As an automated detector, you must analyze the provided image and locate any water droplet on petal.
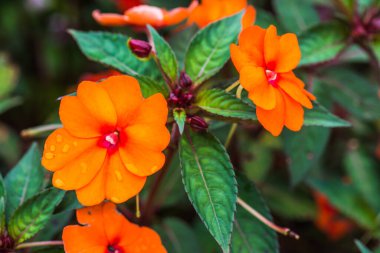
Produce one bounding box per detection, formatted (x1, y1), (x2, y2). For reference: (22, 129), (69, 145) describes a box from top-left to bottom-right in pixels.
(55, 179), (64, 187)
(45, 152), (55, 160)
(115, 170), (123, 181)
(56, 134), (63, 143)
(73, 141), (78, 147)
(62, 144), (70, 153)
(49, 145), (56, 152)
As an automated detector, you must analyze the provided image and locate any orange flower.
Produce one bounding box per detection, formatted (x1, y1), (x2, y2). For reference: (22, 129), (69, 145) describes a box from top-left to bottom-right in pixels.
(230, 25), (316, 136)
(115, 0), (144, 12)
(314, 192), (353, 240)
(188, 0), (256, 29)
(63, 202), (167, 253)
(80, 70), (121, 82)
(42, 75), (170, 206)
(93, 1), (198, 28)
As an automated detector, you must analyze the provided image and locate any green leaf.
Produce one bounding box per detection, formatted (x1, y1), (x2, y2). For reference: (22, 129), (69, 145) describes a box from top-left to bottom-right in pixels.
(320, 67), (380, 120)
(173, 108), (186, 134)
(8, 188), (65, 244)
(284, 127), (330, 185)
(169, 26), (198, 69)
(344, 148), (380, 212)
(0, 96), (22, 115)
(304, 101), (351, 127)
(0, 123), (21, 166)
(185, 12), (243, 85)
(136, 75), (169, 98)
(0, 54), (18, 98)
(299, 21), (349, 66)
(4, 143), (44, 220)
(195, 89), (257, 120)
(355, 240), (373, 253)
(69, 30), (168, 97)
(0, 175), (5, 233)
(156, 218), (202, 253)
(231, 174), (279, 253)
(148, 25), (178, 82)
(179, 129), (237, 253)
(308, 178), (378, 230)
(273, 0), (319, 33)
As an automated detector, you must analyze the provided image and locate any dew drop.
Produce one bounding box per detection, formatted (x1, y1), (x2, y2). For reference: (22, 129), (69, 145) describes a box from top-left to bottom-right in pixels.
(45, 152), (55, 160)
(55, 179), (64, 187)
(115, 170), (123, 181)
(73, 141), (78, 147)
(56, 134), (63, 143)
(49, 145), (56, 152)
(62, 144), (70, 153)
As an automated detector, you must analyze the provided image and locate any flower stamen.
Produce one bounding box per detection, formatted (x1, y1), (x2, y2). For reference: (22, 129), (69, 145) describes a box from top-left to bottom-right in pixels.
(100, 131), (120, 149)
(265, 70), (278, 88)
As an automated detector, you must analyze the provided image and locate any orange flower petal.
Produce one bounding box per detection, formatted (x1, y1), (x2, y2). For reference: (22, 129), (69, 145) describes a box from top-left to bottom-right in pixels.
(60, 96), (104, 138)
(42, 128), (97, 172)
(239, 25), (266, 63)
(122, 227), (167, 253)
(101, 75), (143, 128)
(239, 66), (267, 92)
(125, 125), (170, 152)
(76, 165), (106, 206)
(304, 89), (317, 101)
(264, 25), (280, 70)
(256, 89), (285, 136)
(63, 226), (106, 253)
(282, 92), (304, 131)
(105, 152), (146, 204)
(124, 5), (165, 26)
(92, 10), (129, 26)
(77, 81), (117, 132)
(119, 144), (166, 177)
(164, 0), (198, 26)
(249, 84), (277, 110)
(278, 74), (313, 109)
(242, 5), (256, 29)
(128, 93), (168, 126)
(230, 44), (263, 72)
(275, 33), (301, 73)
(52, 147), (107, 190)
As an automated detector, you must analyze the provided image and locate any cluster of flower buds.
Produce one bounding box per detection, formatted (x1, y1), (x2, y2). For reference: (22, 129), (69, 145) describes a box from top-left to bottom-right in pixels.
(352, 8), (380, 39)
(0, 232), (14, 251)
(168, 72), (194, 108)
(187, 115), (208, 131)
(127, 38), (152, 58)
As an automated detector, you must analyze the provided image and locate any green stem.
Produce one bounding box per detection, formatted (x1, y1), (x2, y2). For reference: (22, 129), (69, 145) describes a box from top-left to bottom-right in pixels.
(225, 80), (240, 92)
(224, 85), (244, 148)
(21, 124), (62, 138)
(16, 241), (63, 249)
(237, 197), (300, 240)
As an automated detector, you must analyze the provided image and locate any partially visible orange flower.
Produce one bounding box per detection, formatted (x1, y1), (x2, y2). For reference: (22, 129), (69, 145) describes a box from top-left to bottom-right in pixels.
(93, 1), (198, 28)
(42, 75), (170, 206)
(80, 70), (121, 82)
(314, 192), (353, 240)
(63, 202), (167, 253)
(115, 0), (144, 12)
(230, 25), (316, 136)
(188, 0), (256, 29)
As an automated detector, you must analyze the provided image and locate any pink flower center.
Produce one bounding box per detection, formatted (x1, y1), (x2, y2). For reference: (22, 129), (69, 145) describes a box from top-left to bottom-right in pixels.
(100, 131), (119, 149)
(266, 70), (278, 88)
(108, 245), (123, 253)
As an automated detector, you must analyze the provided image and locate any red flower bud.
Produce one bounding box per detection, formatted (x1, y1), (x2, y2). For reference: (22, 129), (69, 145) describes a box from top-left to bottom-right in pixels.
(128, 39), (152, 58)
(179, 72), (192, 88)
(0, 232), (15, 250)
(188, 116), (208, 131)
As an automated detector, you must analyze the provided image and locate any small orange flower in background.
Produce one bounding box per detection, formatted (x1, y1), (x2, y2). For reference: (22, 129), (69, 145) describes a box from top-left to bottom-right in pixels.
(42, 75), (170, 206)
(188, 0), (256, 29)
(63, 202), (167, 253)
(231, 25), (316, 136)
(314, 192), (353, 240)
(93, 1), (198, 28)
(80, 70), (121, 82)
(115, 0), (144, 12)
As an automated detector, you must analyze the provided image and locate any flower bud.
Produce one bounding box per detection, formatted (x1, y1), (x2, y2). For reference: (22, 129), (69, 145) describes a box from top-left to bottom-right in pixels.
(128, 39), (152, 58)
(179, 72), (192, 89)
(0, 232), (15, 250)
(187, 116), (208, 131)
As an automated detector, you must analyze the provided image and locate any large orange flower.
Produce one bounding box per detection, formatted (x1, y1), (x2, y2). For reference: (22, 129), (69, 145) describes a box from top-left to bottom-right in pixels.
(63, 202), (167, 253)
(188, 0), (256, 29)
(42, 75), (170, 206)
(230, 25), (316, 136)
(314, 192), (353, 240)
(93, 1), (198, 28)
